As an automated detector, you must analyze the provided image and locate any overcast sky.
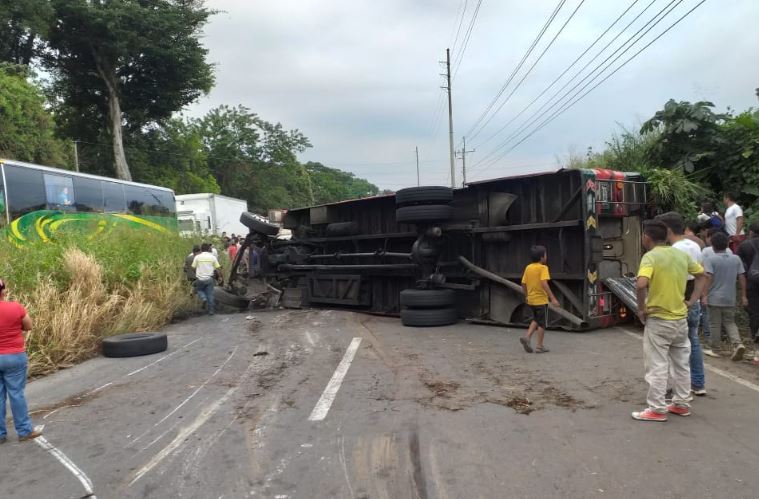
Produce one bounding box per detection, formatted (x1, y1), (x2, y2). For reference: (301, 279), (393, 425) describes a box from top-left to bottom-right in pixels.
(188, 0), (759, 191)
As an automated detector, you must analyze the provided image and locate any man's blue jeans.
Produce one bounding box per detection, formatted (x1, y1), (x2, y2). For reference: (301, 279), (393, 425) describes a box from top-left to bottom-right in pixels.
(194, 278), (215, 315)
(687, 302), (706, 390)
(0, 352), (34, 438)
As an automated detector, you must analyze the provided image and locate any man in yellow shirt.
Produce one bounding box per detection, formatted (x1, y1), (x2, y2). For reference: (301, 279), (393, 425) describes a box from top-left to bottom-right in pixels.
(634, 220), (707, 422)
(520, 245), (559, 354)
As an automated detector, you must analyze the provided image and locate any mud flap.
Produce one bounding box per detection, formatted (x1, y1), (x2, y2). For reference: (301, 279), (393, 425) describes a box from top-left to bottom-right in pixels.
(603, 277), (638, 315)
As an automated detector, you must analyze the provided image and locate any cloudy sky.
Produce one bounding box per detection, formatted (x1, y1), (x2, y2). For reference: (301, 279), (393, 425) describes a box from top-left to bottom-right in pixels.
(188, 0), (759, 191)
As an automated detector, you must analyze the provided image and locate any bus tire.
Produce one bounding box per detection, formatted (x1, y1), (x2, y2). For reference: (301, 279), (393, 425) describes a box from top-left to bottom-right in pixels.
(395, 186), (453, 206)
(102, 333), (168, 358)
(325, 221), (360, 237)
(400, 288), (455, 308)
(396, 204), (453, 223)
(401, 307), (458, 327)
(240, 212), (279, 236)
(214, 288), (250, 309)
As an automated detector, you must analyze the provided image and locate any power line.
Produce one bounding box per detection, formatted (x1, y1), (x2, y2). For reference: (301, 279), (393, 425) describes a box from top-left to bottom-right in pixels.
(473, 0), (643, 149)
(467, 0), (586, 146)
(450, 0), (469, 56)
(470, 0), (680, 172)
(464, 0), (566, 140)
(451, 0), (484, 79)
(472, 0), (706, 179)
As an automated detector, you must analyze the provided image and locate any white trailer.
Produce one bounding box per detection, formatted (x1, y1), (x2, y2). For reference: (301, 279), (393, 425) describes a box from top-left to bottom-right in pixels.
(175, 193), (249, 236)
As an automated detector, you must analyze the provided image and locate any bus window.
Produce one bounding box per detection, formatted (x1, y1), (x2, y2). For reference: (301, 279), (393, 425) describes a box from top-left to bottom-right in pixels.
(4, 165), (46, 220)
(124, 185), (150, 215)
(149, 189), (175, 216)
(73, 177), (104, 212)
(102, 181), (126, 213)
(44, 174), (75, 210)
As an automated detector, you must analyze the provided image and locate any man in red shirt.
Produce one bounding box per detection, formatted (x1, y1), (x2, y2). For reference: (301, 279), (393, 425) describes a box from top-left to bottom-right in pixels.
(0, 278), (41, 442)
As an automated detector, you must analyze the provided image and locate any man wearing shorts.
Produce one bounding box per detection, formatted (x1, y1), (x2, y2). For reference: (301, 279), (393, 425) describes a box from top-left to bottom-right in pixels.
(520, 245), (559, 354)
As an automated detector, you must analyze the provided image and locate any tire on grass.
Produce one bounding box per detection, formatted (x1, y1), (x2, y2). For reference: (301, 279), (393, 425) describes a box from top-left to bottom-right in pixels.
(214, 287), (250, 309)
(395, 186), (453, 206)
(396, 204), (453, 224)
(102, 333), (168, 358)
(400, 288), (455, 308)
(400, 307), (458, 327)
(240, 212), (279, 236)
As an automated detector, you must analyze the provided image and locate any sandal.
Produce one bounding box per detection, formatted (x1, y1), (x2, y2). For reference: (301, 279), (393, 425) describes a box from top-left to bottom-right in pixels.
(535, 346), (550, 353)
(519, 337), (533, 353)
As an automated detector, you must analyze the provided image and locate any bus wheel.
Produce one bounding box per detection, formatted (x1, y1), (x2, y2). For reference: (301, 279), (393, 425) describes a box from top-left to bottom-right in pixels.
(400, 288), (455, 308)
(396, 205), (453, 223)
(214, 288), (250, 310)
(400, 307), (458, 327)
(240, 212), (279, 236)
(102, 333), (168, 358)
(395, 186), (453, 206)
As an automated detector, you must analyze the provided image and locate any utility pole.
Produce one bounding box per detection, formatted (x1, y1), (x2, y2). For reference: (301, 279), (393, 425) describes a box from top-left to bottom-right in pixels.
(73, 140), (79, 172)
(441, 48), (455, 188)
(456, 137), (475, 186)
(415, 146), (420, 186)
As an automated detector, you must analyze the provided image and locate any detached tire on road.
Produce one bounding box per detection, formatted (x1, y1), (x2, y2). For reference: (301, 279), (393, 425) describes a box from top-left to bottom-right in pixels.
(214, 288), (250, 309)
(102, 333), (168, 358)
(396, 204), (453, 223)
(396, 186), (453, 206)
(240, 212), (279, 236)
(400, 288), (455, 308)
(401, 307), (458, 327)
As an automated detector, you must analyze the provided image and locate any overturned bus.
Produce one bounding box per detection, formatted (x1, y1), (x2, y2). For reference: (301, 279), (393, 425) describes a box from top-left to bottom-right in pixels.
(222, 169), (648, 331)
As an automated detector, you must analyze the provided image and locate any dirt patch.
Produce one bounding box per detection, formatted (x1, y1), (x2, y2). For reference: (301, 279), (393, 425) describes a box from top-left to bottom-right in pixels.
(422, 380), (460, 398)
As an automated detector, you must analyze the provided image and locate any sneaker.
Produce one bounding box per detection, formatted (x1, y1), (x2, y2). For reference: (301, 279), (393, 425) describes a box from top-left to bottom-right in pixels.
(732, 344), (746, 361)
(519, 337), (533, 353)
(18, 429), (42, 442)
(535, 346), (550, 353)
(667, 404), (691, 417)
(703, 348), (720, 358)
(692, 388), (707, 397)
(632, 408), (667, 421)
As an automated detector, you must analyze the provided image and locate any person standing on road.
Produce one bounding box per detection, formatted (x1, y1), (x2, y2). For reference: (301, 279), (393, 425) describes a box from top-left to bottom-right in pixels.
(724, 192), (745, 253)
(701, 228), (732, 354)
(657, 211), (708, 396)
(737, 222), (759, 366)
(0, 278), (42, 443)
(634, 221), (706, 422)
(519, 245), (559, 354)
(184, 245), (201, 282)
(192, 243), (221, 315)
(703, 231), (747, 361)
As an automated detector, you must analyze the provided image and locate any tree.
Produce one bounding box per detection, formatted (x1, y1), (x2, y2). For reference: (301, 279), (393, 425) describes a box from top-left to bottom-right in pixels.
(0, 0), (52, 66)
(304, 162), (379, 204)
(45, 0), (215, 181)
(0, 64), (70, 165)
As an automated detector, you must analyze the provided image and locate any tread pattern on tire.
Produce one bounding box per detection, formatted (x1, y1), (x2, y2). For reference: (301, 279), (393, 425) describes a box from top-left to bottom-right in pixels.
(214, 287), (250, 309)
(401, 307), (458, 327)
(396, 186), (453, 206)
(240, 212), (279, 236)
(102, 333), (168, 358)
(400, 288), (455, 308)
(396, 204), (453, 223)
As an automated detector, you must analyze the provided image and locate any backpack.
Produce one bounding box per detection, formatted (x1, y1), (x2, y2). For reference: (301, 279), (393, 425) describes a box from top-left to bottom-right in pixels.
(748, 240), (759, 284)
(709, 213), (723, 228)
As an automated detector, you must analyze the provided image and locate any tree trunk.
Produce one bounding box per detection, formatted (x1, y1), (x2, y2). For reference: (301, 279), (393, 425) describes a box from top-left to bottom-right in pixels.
(93, 50), (132, 181)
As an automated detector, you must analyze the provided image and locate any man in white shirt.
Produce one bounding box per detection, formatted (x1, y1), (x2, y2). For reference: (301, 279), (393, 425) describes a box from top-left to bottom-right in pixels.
(657, 212), (706, 396)
(723, 192), (744, 237)
(192, 243), (221, 315)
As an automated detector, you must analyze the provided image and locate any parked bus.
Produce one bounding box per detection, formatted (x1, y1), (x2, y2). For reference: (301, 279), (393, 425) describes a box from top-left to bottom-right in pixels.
(228, 168), (648, 331)
(0, 159), (177, 244)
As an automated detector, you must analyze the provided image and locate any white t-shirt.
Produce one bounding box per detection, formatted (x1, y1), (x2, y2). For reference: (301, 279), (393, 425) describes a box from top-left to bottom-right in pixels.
(672, 238), (702, 281)
(192, 252), (221, 280)
(724, 204), (744, 236)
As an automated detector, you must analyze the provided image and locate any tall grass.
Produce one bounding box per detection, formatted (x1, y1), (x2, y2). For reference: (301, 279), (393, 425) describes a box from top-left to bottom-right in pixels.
(0, 227), (197, 376)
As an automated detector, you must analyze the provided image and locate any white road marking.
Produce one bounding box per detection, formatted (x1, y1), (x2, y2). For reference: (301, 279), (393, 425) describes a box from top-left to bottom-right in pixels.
(620, 328), (759, 394)
(130, 346), (239, 444)
(43, 404), (81, 420)
(304, 331), (316, 347)
(308, 337), (362, 421)
(127, 337), (203, 377)
(129, 385), (238, 486)
(337, 436), (356, 499)
(86, 382), (113, 396)
(35, 430), (97, 499)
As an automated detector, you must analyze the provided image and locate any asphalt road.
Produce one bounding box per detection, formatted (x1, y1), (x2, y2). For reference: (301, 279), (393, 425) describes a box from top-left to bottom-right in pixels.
(3, 309), (759, 499)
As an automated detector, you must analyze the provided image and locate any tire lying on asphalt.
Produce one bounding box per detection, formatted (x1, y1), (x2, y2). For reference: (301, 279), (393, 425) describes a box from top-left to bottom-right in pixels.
(102, 333), (168, 358)
(400, 288), (455, 308)
(240, 211), (280, 236)
(401, 307), (458, 327)
(214, 287), (250, 309)
(395, 186), (453, 206)
(396, 204), (453, 223)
